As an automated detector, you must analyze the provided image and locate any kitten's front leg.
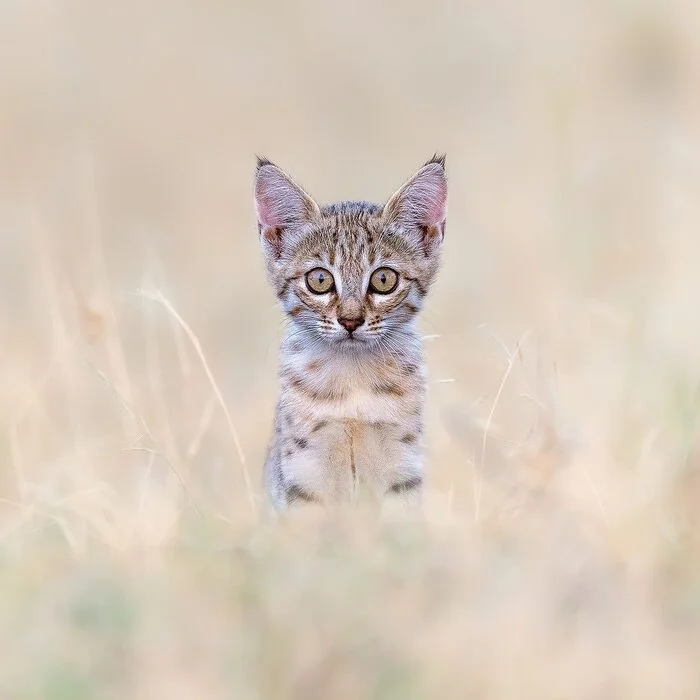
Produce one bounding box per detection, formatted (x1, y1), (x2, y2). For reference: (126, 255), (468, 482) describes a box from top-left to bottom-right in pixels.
(276, 415), (354, 506)
(353, 420), (425, 513)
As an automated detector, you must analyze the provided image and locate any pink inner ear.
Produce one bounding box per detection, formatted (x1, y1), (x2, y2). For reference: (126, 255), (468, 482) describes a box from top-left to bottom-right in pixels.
(421, 183), (447, 228)
(255, 169), (288, 228)
(386, 162), (448, 229)
(255, 192), (280, 228)
(255, 164), (317, 229)
(410, 163), (447, 227)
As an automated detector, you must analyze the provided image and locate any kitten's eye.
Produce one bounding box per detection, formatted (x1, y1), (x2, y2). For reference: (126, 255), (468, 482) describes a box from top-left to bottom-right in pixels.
(369, 267), (398, 294)
(305, 268), (335, 294)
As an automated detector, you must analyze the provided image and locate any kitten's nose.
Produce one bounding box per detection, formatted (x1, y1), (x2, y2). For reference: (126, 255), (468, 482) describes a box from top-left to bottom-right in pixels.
(338, 316), (365, 333)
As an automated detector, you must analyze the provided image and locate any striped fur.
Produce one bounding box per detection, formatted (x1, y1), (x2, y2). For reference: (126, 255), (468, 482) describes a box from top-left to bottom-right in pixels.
(255, 156), (447, 509)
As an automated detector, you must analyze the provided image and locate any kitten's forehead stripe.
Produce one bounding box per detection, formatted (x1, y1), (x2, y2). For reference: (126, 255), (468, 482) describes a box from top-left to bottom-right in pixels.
(320, 201), (382, 218)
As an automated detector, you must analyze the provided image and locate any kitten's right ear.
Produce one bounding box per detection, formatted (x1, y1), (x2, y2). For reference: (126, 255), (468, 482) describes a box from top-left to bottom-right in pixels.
(254, 157), (320, 257)
(382, 154), (447, 255)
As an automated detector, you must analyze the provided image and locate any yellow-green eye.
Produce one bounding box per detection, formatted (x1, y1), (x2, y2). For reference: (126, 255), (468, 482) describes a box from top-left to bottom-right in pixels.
(305, 267), (335, 294)
(369, 267), (398, 294)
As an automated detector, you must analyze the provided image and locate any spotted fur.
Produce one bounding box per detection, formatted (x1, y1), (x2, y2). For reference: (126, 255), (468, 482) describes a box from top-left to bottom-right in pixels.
(255, 155), (447, 509)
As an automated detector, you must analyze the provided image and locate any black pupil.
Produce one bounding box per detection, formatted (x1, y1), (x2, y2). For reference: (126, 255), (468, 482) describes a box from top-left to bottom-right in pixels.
(379, 273), (387, 285)
(317, 272), (325, 285)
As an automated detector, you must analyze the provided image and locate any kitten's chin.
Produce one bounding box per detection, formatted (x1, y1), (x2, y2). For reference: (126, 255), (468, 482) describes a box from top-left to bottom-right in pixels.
(333, 335), (367, 349)
(319, 332), (371, 352)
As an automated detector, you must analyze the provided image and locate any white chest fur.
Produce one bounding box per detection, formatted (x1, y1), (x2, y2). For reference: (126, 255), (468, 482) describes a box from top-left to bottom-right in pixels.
(277, 344), (424, 501)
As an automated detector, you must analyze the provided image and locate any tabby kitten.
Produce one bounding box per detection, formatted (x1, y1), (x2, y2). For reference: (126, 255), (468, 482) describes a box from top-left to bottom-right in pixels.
(255, 155), (447, 509)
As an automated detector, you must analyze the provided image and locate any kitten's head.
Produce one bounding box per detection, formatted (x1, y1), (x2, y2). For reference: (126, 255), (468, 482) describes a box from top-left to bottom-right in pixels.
(254, 156), (447, 352)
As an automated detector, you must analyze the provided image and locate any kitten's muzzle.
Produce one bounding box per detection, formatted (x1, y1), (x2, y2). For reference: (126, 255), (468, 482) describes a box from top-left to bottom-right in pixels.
(338, 316), (365, 334)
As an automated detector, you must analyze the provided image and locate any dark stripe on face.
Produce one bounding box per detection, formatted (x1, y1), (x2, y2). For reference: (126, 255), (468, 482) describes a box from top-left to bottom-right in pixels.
(403, 276), (428, 297)
(293, 437), (308, 449)
(292, 289), (326, 312)
(399, 433), (418, 444)
(278, 279), (291, 299)
(388, 475), (423, 494)
(311, 420), (328, 433)
(368, 284), (410, 313)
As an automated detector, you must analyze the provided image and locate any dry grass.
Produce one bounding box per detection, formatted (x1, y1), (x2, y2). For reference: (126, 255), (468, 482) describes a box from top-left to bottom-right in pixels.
(2, 0), (700, 697)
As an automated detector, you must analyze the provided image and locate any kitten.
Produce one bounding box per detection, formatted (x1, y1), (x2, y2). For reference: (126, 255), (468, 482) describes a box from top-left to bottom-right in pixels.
(255, 155), (447, 509)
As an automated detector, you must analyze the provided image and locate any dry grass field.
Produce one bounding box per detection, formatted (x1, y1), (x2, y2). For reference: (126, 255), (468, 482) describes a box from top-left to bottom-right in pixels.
(2, 0), (700, 697)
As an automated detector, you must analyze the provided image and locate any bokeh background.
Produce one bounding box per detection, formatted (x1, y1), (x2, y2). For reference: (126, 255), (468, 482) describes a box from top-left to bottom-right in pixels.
(2, 0), (700, 697)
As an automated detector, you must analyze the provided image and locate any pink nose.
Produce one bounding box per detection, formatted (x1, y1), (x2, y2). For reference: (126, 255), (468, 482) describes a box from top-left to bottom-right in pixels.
(338, 316), (364, 333)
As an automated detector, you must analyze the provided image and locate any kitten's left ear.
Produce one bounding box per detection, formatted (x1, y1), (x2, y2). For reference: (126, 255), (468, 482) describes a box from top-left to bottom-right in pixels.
(254, 157), (320, 258)
(382, 154), (447, 253)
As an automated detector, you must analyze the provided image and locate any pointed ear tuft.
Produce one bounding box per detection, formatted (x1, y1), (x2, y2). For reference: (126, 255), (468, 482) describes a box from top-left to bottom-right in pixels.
(255, 154), (274, 171)
(254, 160), (320, 256)
(382, 156), (448, 250)
(425, 152), (446, 169)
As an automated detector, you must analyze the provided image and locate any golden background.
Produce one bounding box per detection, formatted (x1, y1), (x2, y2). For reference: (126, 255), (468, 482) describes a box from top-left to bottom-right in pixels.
(1, 1), (700, 696)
